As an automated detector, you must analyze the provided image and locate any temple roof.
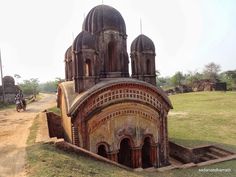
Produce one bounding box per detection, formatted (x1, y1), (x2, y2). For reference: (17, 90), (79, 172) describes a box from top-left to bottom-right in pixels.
(59, 78), (172, 117)
(72, 31), (97, 53)
(64, 46), (72, 62)
(82, 5), (126, 34)
(131, 34), (155, 53)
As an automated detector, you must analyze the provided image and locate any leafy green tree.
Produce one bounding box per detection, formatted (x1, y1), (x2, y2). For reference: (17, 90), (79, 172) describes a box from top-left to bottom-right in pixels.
(19, 78), (39, 96)
(184, 71), (203, 87)
(203, 62), (221, 82)
(171, 71), (185, 87)
(157, 77), (171, 88)
(220, 70), (236, 90)
(39, 78), (64, 93)
(39, 81), (58, 93)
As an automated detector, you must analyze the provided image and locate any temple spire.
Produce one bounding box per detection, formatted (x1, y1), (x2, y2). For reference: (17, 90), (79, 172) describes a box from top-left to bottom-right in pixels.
(140, 18), (142, 34)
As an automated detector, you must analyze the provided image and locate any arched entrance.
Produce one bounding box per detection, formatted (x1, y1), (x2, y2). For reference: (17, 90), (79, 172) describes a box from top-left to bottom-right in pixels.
(97, 145), (107, 158)
(118, 138), (132, 167)
(142, 137), (152, 168)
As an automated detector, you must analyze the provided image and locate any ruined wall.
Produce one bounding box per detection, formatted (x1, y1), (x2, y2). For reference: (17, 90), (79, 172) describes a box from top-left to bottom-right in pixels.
(0, 85), (19, 103)
(169, 141), (193, 163)
(46, 112), (64, 138)
(0, 94), (16, 103)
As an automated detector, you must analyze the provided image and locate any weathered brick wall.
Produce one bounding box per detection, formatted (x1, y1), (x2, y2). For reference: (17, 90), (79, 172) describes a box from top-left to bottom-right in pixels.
(55, 140), (131, 170)
(46, 112), (64, 138)
(169, 141), (194, 163)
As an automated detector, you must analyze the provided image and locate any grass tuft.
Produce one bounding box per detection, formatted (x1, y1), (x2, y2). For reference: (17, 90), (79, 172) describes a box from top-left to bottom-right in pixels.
(27, 115), (40, 146)
(48, 106), (61, 116)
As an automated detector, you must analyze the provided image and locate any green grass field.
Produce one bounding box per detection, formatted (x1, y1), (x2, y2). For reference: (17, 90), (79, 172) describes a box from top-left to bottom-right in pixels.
(168, 91), (236, 152)
(26, 91), (236, 177)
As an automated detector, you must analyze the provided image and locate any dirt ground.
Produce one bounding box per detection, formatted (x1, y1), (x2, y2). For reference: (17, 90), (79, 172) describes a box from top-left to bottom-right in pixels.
(0, 94), (56, 177)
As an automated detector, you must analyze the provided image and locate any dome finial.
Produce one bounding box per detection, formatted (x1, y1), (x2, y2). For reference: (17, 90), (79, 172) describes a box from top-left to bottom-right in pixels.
(140, 18), (142, 34)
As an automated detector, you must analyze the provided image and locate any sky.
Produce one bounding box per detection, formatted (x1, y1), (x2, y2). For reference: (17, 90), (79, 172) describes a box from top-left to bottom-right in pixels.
(0, 0), (236, 83)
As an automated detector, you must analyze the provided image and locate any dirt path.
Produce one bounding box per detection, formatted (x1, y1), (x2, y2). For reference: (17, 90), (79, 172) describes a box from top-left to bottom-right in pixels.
(0, 93), (56, 177)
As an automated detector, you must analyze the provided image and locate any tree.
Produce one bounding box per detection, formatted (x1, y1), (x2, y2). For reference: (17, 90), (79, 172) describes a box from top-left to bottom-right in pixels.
(157, 76), (171, 88)
(39, 78), (64, 93)
(170, 71), (185, 87)
(39, 81), (58, 93)
(202, 62), (221, 82)
(19, 78), (39, 97)
(184, 71), (203, 87)
(220, 70), (236, 90)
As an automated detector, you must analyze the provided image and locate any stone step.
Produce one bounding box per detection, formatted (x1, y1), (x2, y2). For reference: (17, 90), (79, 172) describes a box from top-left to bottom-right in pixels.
(205, 152), (220, 159)
(196, 154), (236, 167)
(208, 147), (231, 157)
(178, 163), (196, 169)
(199, 156), (211, 162)
(212, 147), (234, 154)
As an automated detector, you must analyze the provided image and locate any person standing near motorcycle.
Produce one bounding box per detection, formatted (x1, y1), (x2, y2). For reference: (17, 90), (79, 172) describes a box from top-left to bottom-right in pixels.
(15, 90), (26, 109)
(15, 90), (23, 101)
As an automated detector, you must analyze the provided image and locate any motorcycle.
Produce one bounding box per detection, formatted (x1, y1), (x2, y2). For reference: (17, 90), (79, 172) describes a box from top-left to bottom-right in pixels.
(15, 99), (26, 112)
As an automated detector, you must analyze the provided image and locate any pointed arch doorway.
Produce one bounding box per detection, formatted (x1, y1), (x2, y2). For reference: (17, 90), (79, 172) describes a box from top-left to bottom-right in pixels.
(118, 138), (132, 167)
(142, 137), (152, 168)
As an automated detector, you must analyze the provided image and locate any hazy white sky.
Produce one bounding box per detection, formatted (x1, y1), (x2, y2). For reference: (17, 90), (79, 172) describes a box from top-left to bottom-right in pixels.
(0, 0), (236, 83)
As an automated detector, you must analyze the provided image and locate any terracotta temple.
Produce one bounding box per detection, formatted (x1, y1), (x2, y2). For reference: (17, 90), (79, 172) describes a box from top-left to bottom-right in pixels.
(58, 4), (173, 168)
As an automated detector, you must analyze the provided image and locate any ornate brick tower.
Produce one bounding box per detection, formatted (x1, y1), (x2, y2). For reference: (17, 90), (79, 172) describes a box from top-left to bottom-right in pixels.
(64, 46), (73, 81)
(130, 34), (157, 85)
(82, 5), (129, 79)
(72, 31), (99, 93)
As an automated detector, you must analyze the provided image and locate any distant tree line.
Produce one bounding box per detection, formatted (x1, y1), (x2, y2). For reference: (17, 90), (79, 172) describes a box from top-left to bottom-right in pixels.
(16, 77), (64, 96)
(38, 78), (64, 93)
(15, 62), (236, 95)
(19, 78), (39, 96)
(157, 62), (236, 91)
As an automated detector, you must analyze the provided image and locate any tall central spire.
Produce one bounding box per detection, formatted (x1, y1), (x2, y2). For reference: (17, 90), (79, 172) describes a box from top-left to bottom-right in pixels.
(140, 18), (142, 34)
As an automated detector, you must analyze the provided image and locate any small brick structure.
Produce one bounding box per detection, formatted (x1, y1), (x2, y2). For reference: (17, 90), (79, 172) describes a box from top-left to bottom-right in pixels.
(0, 76), (20, 103)
(169, 141), (193, 163)
(192, 80), (227, 92)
